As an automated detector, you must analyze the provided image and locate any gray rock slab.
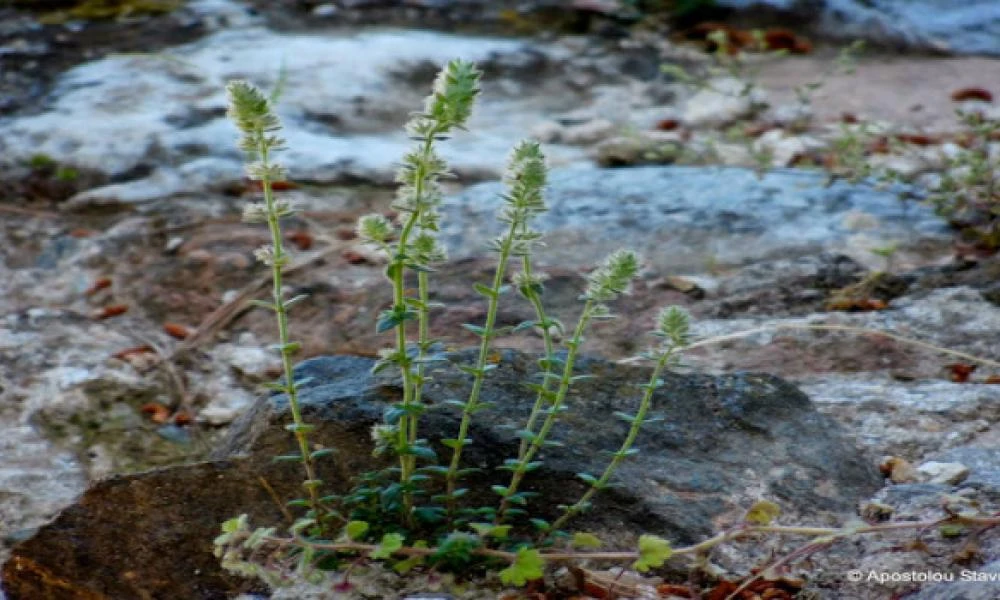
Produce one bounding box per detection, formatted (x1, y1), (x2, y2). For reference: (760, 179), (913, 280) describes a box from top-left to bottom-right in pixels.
(218, 348), (883, 538)
(439, 165), (949, 272)
(0, 27), (588, 206)
(717, 0), (1000, 56)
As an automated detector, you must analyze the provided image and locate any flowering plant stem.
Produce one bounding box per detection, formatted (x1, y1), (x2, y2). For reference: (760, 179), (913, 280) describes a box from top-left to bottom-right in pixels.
(390, 134), (436, 527)
(514, 250), (558, 460)
(226, 81), (324, 529)
(495, 298), (595, 524)
(443, 213), (518, 517)
(550, 344), (677, 533)
(263, 155), (324, 523)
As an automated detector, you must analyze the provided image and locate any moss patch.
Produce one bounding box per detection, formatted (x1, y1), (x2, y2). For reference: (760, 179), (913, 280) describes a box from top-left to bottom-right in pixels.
(15, 0), (183, 22)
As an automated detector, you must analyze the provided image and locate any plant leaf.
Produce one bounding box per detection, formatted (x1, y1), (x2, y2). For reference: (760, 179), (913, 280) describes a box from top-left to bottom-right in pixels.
(345, 520), (369, 541)
(744, 500), (782, 525)
(370, 532), (404, 560)
(499, 548), (544, 586)
(634, 534), (672, 572)
(571, 532), (603, 549)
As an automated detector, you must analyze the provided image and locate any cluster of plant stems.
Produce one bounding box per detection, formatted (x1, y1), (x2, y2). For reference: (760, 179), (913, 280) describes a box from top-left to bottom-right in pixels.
(215, 60), (1000, 596)
(218, 60), (695, 588)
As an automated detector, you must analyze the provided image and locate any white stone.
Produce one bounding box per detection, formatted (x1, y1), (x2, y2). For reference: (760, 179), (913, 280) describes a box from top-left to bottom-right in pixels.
(217, 344), (273, 379)
(311, 3), (338, 17)
(682, 77), (767, 128)
(917, 461), (970, 485)
(197, 405), (239, 426)
(0, 28), (588, 205)
(752, 130), (825, 167)
(529, 120), (564, 143)
(561, 118), (616, 145)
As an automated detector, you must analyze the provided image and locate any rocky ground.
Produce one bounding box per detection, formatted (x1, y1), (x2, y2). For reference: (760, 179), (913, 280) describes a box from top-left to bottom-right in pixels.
(1, 1), (999, 599)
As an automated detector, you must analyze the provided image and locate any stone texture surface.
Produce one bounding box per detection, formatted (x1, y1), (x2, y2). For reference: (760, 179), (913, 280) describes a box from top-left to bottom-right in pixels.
(439, 165), (950, 272)
(905, 559), (1000, 600)
(717, 0), (1000, 56)
(929, 446), (1000, 500)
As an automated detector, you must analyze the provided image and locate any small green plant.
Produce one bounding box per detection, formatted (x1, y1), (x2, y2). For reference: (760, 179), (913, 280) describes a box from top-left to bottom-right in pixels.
(929, 111), (1000, 251)
(224, 80), (334, 541)
(215, 60), (691, 590)
(22, 0), (182, 23)
(662, 37), (864, 175)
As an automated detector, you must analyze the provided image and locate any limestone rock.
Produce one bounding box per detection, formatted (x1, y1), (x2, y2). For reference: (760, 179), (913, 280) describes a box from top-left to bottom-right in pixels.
(682, 78), (766, 128)
(715, 0), (1000, 56)
(917, 460), (970, 485)
(438, 165), (949, 272)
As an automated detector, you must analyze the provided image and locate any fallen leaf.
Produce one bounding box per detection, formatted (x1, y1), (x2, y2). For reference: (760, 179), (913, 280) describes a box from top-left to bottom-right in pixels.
(764, 28), (810, 54)
(866, 136), (891, 154)
(335, 227), (358, 241)
(951, 87), (993, 102)
(68, 228), (97, 238)
(140, 402), (171, 424)
(93, 304), (128, 320)
(245, 179), (298, 192)
(112, 345), (154, 360)
(947, 363), (977, 383)
(285, 229), (313, 251)
(655, 118), (680, 131)
(688, 22), (752, 53)
(953, 540), (982, 565)
(984, 375), (1000, 384)
(84, 277), (112, 296)
(163, 322), (192, 340)
(880, 456), (919, 483)
(342, 249), (373, 265)
(173, 411), (193, 426)
(791, 39), (813, 54)
(841, 112), (860, 124)
(896, 133), (938, 146)
(705, 581), (738, 600)
(860, 501), (894, 522)
(744, 499), (781, 525)
(657, 583), (694, 597)
(826, 297), (886, 312)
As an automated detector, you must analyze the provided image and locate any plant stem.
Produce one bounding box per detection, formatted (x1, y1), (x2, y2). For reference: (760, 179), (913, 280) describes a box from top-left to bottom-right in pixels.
(411, 269), (431, 453)
(254, 512), (1000, 565)
(259, 144), (324, 528)
(444, 216), (520, 518)
(682, 323), (1000, 369)
(548, 344), (675, 533)
(496, 299), (595, 524)
(390, 134), (437, 525)
(515, 252), (557, 461)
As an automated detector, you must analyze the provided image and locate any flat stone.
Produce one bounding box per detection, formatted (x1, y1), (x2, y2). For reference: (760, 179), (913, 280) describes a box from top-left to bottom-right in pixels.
(439, 165), (949, 272)
(917, 461), (971, 485)
(716, 0), (1000, 56)
(682, 77), (766, 127)
(0, 27), (589, 206)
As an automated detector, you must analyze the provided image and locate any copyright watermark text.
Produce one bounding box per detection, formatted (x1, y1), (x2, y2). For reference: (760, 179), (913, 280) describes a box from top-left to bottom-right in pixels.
(846, 569), (1000, 584)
